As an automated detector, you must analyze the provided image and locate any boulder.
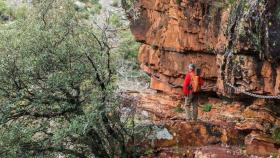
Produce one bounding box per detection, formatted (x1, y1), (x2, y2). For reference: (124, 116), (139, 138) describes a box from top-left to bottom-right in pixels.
(245, 132), (280, 156)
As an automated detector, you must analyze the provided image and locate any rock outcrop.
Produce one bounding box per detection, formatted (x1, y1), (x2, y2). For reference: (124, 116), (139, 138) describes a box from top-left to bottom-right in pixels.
(127, 89), (280, 157)
(130, 0), (280, 97)
(127, 0), (280, 157)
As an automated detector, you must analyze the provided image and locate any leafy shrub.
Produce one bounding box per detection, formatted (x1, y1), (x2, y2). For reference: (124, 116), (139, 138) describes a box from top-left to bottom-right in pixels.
(0, 0), (9, 21)
(203, 103), (213, 112)
(110, 13), (123, 27)
(0, 1), (146, 157)
(272, 128), (280, 142)
(271, 154), (277, 158)
(117, 30), (140, 62)
(0, 0), (7, 13)
(14, 4), (28, 19)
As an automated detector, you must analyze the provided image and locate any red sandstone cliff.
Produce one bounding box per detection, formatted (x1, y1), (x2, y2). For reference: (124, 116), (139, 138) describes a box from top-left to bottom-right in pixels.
(130, 0), (280, 97)
(127, 0), (280, 157)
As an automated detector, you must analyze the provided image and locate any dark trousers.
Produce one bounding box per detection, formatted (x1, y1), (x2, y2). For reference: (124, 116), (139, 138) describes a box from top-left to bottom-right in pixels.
(184, 93), (198, 121)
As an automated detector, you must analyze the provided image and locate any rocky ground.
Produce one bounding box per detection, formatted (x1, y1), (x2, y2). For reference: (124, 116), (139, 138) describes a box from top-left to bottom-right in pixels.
(122, 88), (280, 157)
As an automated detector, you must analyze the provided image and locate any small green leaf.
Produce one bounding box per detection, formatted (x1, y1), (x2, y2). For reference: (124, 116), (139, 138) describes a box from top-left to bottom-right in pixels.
(203, 103), (212, 112)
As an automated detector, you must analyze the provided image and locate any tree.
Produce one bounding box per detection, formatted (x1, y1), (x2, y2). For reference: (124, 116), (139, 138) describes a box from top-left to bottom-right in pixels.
(0, 0), (144, 157)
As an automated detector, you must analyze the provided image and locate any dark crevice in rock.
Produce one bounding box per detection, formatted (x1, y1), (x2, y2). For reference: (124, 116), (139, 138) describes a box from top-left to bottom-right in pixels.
(255, 57), (264, 89)
(271, 62), (277, 88)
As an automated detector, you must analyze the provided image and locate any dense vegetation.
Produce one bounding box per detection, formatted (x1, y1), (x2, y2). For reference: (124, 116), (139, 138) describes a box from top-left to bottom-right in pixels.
(0, 0), (144, 157)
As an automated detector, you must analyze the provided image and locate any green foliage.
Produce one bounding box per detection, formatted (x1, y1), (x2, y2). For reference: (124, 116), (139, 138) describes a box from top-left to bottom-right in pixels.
(115, 28), (145, 86)
(121, 0), (136, 10)
(112, 0), (119, 7)
(118, 30), (139, 60)
(110, 13), (123, 27)
(202, 103), (212, 112)
(0, 1), (31, 22)
(0, 124), (35, 157)
(81, 0), (99, 3)
(0, 0), (6, 14)
(114, 12), (140, 72)
(271, 154), (278, 158)
(0, 0), (9, 22)
(0, 0), (145, 157)
(14, 4), (28, 19)
(173, 107), (185, 113)
(90, 3), (102, 14)
(272, 128), (280, 142)
(75, 0), (102, 15)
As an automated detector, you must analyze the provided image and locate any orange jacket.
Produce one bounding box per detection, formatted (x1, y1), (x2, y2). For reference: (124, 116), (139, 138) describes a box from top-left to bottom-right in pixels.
(182, 71), (204, 95)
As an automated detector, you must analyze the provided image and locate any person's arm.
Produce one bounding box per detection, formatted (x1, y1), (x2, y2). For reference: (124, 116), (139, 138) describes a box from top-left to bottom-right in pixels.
(182, 74), (190, 95)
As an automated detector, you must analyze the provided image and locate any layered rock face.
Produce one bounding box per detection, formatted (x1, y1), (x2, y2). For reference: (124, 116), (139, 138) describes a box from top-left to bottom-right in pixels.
(128, 0), (280, 156)
(130, 0), (280, 96)
(127, 89), (280, 157)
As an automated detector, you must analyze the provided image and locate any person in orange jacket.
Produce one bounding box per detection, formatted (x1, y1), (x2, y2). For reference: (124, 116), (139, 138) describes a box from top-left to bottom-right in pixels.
(182, 64), (204, 121)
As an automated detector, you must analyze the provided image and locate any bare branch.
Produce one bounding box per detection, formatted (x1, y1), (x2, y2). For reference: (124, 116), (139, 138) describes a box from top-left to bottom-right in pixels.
(86, 54), (106, 90)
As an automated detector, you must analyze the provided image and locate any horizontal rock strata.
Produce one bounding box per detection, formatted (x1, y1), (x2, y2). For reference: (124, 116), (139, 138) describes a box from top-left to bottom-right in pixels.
(130, 0), (280, 96)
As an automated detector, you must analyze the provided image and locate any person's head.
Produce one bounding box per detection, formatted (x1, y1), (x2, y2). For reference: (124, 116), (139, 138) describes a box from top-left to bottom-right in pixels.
(188, 64), (195, 72)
